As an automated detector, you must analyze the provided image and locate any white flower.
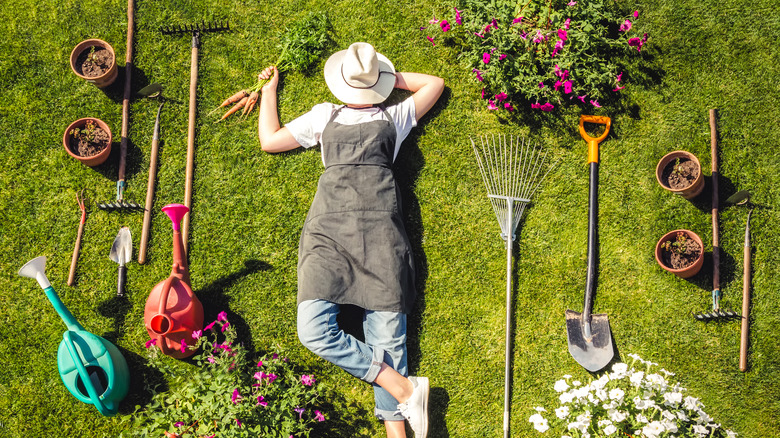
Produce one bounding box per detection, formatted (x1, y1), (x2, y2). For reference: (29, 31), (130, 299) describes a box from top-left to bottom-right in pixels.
(645, 373), (667, 391)
(662, 419), (678, 433)
(609, 409), (628, 423)
(628, 353), (642, 361)
(572, 380), (582, 387)
(575, 411), (592, 424)
(555, 406), (570, 419)
(567, 421), (587, 433)
(629, 371), (645, 386)
(726, 430), (738, 437)
(693, 424), (709, 436)
(608, 388), (624, 401)
(633, 396), (651, 410)
(554, 379), (570, 393)
(603, 424), (617, 435)
(660, 368), (675, 377)
(559, 391), (575, 404)
(528, 413), (549, 433)
(610, 362), (629, 378)
(534, 406), (547, 413)
(698, 411), (713, 424)
(676, 410), (689, 422)
(636, 413), (649, 424)
(683, 395), (701, 410)
(642, 421), (665, 437)
(594, 388), (608, 401)
(661, 409), (676, 421)
(663, 391), (683, 406)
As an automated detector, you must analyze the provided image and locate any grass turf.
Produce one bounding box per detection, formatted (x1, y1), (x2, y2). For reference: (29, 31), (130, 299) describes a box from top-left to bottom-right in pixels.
(0, 0), (779, 436)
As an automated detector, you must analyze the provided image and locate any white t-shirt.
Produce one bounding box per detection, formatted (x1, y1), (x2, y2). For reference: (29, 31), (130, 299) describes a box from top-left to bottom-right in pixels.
(284, 97), (417, 163)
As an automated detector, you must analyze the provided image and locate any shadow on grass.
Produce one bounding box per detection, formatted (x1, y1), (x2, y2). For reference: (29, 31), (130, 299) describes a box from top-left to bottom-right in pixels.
(116, 345), (168, 415)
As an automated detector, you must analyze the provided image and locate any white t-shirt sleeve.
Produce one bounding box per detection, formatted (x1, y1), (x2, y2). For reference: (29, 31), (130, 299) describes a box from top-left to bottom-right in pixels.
(284, 103), (340, 148)
(387, 96), (417, 161)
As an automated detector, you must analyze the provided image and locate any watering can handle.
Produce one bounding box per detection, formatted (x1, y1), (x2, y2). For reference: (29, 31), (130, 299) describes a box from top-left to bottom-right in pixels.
(579, 115), (611, 164)
(62, 331), (111, 415)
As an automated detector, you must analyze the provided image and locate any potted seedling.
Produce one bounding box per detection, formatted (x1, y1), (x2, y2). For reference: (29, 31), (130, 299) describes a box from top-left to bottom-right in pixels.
(655, 151), (704, 199)
(69, 39), (118, 88)
(654, 229), (704, 278)
(63, 117), (112, 166)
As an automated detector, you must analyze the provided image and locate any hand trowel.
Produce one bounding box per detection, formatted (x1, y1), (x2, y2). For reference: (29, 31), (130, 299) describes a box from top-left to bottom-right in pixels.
(109, 227), (132, 297)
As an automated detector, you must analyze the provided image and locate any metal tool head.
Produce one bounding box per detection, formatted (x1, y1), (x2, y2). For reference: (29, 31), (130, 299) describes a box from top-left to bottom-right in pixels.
(109, 227), (132, 266)
(693, 309), (741, 322)
(159, 20), (230, 35)
(566, 310), (614, 372)
(725, 190), (752, 206)
(97, 200), (144, 211)
(138, 83), (163, 99)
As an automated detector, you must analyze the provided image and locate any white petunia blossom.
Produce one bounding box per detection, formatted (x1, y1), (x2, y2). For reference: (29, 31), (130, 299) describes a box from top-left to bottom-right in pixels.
(693, 424), (709, 436)
(554, 379), (570, 393)
(528, 413), (549, 433)
(555, 406), (570, 419)
(642, 421), (664, 438)
(663, 391), (683, 406)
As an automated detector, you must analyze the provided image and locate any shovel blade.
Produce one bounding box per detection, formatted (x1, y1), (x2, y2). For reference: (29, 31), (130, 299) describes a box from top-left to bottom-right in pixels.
(566, 310), (614, 372)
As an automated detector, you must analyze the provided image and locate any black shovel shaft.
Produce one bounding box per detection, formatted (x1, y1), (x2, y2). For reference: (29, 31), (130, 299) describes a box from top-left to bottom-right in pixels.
(583, 161), (598, 321)
(117, 265), (127, 297)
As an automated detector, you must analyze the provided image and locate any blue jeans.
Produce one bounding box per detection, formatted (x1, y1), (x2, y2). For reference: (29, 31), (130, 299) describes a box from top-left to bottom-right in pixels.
(297, 299), (407, 421)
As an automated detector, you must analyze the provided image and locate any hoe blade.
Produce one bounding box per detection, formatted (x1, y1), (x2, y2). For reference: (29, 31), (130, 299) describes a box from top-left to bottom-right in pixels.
(565, 310), (614, 372)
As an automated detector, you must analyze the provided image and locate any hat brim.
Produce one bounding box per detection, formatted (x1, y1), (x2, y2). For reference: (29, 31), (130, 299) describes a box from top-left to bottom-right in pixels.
(323, 49), (396, 105)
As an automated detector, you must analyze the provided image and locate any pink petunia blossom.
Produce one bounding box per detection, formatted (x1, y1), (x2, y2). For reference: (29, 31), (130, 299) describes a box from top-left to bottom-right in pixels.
(628, 37), (644, 51)
(217, 311), (228, 322)
(634, 10), (639, 18)
(236, 419), (242, 427)
(221, 321), (231, 332)
(533, 30), (546, 43)
(498, 54), (507, 61)
(481, 88), (486, 99)
(191, 330), (202, 340)
(474, 32), (485, 38)
(315, 410), (326, 422)
(504, 102), (514, 111)
(577, 95), (587, 103)
(473, 68), (484, 82)
(175, 422), (185, 427)
(207, 356), (216, 363)
(301, 374), (316, 386)
(495, 92), (508, 101)
(484, 24), (492, 34)
(491, 18), (499, 29)
(180, 339), (187, 353)
(257, 395), (268, 407)
(204, 320), (217, 331)
(440, 20), (450, 32)
(512, 16), (524, 25)
(564, 18), (571, 29)
(616, 71), (624, 82)
(257, 360), (263, 367)
(563, 80), (573, 94)
(567, 1), (577, 5)
(590, 99), (602, 108)
(613, 85), (626, 91)
(426, 36), (436, 46)
(455, 7), (462, 25)
(487, 100), (499, 110)
(558, 29), (568, 41)
(145, 338), (157, 348)
(482, 52), (491, 64)
(428, 14), (439, 24)
(540, 102), (555, 111)
(620, 20), (632, 32)
(294, 407), (305, 419)
(539, 82), (545, 89)
(232, 388), (242, 404)
(554, 80), (562, 91)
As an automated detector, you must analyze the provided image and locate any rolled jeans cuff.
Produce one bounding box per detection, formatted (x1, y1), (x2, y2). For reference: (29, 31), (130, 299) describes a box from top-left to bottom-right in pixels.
(361, 345), (386, 383)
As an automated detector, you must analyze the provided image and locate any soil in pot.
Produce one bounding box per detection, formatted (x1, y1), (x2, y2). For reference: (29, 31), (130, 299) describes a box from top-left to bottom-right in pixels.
(69, 120), (110, 157)
(660, 231), (702, 270)
(660, 157), (700, 190)
(75, 46), (115, 78)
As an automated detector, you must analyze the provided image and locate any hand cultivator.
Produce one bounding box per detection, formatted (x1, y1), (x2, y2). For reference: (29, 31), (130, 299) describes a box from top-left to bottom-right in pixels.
(471, 134), (556, 438)
(67, 190), (87, 286)
(693, 109), (739, 322)
(160, 20), (230, 254)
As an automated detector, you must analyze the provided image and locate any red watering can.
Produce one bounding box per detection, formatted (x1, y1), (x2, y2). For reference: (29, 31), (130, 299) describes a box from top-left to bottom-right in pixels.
(144, 204), (203, 359)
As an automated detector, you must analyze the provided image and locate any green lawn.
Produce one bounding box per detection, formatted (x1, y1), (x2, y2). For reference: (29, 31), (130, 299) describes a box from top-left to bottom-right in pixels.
(1, 0), (778, 436)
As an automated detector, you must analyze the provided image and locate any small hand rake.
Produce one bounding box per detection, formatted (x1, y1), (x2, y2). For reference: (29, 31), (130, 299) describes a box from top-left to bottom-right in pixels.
(471, 134), (557, 438)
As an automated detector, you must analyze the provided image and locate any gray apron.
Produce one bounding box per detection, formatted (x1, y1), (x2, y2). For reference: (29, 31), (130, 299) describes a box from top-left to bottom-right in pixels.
(297, 107), (415, 313)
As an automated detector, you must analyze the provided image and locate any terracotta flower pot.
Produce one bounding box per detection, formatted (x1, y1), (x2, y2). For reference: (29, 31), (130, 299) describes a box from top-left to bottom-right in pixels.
(63, 117), (112, 167)
(69, 39), (118, 88)
(656, 151), (704, 199)
(655, 229), (704, 278)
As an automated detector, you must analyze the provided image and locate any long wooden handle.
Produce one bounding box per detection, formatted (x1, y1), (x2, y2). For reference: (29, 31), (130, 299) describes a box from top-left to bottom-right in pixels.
(739, 239), (751, 371)
(182, 36), (199, 256)
(67, 220), (85, 286)
(118, 0), (135, 190)
(710, 109), (720, 296)
(139, 135), (160, 264)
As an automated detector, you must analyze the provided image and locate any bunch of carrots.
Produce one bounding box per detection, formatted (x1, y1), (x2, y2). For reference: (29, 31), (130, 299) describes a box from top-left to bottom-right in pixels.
(211, 11), (332, 122)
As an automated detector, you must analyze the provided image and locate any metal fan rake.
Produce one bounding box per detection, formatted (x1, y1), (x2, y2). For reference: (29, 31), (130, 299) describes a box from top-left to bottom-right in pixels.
(471, 134), (557, 438)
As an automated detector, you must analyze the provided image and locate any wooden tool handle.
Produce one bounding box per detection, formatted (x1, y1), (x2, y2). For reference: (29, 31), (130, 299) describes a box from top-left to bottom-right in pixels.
(139, 135), (160, 264)
(710, 109), (720, 293)
(118, 0), (135, 185)
(739, 241), (751, 371)
(67, 221), (85, 286)
(182, 38), (199, 256)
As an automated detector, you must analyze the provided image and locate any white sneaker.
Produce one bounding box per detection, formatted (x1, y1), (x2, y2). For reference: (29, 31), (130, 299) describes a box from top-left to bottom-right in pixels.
(398, 376), (429, 438)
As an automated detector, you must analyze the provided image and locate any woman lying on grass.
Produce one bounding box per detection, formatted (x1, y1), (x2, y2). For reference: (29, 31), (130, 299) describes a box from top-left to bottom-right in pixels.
(257, 42), (444, 438)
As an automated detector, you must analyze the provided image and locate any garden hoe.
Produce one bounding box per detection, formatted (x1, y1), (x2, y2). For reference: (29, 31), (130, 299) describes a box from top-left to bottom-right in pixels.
(566, 115), (615, 373)
(471, 134), (557, 438)
(693, 110), (739, 322)
(161, 21), (230, 255)
(98, 0), (143, 212)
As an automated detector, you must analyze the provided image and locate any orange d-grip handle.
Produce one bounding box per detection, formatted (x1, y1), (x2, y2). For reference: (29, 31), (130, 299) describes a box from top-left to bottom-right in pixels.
(579, 115), (611, 163)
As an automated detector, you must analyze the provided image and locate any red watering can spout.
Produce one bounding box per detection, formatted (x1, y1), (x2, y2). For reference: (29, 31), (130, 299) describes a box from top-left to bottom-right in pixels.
(162, 204), (190, 285)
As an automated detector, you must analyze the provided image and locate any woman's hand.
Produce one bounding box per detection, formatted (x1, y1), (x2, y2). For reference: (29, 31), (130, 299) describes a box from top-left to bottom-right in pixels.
(258, 66), (279, 95)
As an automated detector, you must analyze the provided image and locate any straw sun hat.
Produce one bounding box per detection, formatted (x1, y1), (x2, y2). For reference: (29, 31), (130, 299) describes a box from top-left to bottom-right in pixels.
(323, 42), (396, 105)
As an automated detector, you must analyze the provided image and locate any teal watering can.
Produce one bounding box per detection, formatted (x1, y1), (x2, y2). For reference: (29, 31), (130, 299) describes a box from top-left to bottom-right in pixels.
(18, 256), (130, 416)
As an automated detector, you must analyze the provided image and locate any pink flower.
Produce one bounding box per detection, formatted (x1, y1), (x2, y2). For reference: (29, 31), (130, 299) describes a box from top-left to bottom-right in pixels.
(480, 88), (486, 99)
(440, 20), (450, 32)
(482, 52), (490, 63)
(487, 100), (498, 110)
(628, 37), (644, 51)
(504, 102), (514, 111)
(538, 82), (545, 89)
(191, 330), (202, 339)
(620, 19), (632, 32)
(491, 18), (499, 29)
(207, 356), (216, 363)
(512, 16), (524, 25)
(633, 10), (640, 18)
(232, 388), (242, 404)
(590, 99), (602, 108)
(221, 321), (231, 332)
(257, 360), (263, 367)
(498, 54), (507, 61)
(217, 311), (228, 322)
(577, 95), (587, 103)
(294, 407), (305, 419)
(472, 68), (484, 82)
(315, 410), (326, 422)
(428, 14), (439, 24)
(563, 80), (573, 94)
(616, 71), (624, 82)
(236, 419), (242, 427)
(144, 338), (157, 348)
(495, 92), (508, 101)
(254, 371), (264, 380)
(257, 395), (268, 407)
(474, 32), (485, 38)
(426, 36), (436, 46)
(180, 339), (187, 353)
(541, 102), (555, 111)
(301, 374), (316, 386)
(564, 18), (571, 29)
(484, 24), (492, 34)
(558, 29), (568, 41)
(454, 7), (462, 25)
(533, 30), (546, 43)
(567, 1), (577, 5)
(554, 80), (562, 91)
(174, 421), (184, 427)
(613, 85), (626, 91)
(204, 320), (217, 331)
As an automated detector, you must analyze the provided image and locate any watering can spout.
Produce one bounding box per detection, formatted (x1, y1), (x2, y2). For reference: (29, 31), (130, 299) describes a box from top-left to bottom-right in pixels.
(162, 204), (190, 283)
(18, 256), (51, 289)
(162, 203), (189, 232)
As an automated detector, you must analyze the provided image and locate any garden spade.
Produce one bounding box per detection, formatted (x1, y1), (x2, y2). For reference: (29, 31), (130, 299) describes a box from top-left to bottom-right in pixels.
(566, 115), (614, 372)
(109, 227), (132, 297)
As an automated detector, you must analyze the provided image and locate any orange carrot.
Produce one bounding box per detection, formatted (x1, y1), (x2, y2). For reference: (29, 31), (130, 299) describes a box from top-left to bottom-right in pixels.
(241, 91), (260, 117)
(208, 90), (248, 116)
(220, 96), (249, 121)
